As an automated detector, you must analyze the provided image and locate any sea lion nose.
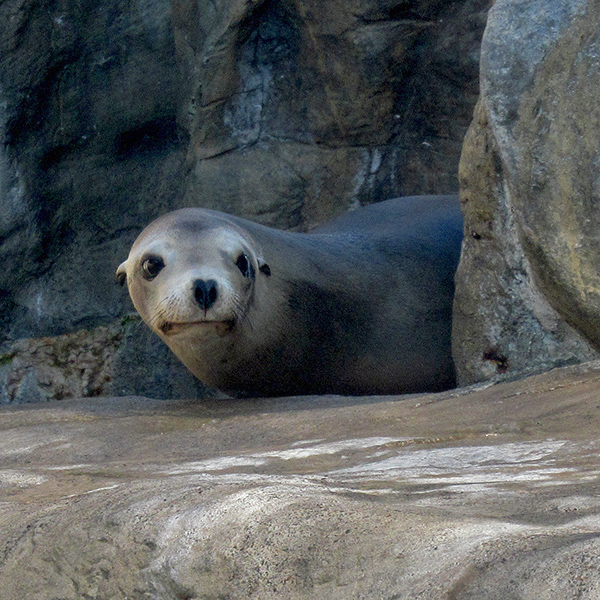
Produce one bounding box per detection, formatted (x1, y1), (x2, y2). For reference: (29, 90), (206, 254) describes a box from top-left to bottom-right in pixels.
(193, 279), (218, 310)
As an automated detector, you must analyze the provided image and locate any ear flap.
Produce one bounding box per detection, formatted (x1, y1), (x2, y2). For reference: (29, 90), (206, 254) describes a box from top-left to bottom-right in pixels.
(258, 260), (271, 277)
(116, 262), (127, 286)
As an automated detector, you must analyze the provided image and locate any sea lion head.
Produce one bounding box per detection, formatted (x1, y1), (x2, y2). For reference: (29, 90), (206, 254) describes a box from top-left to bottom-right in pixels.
(117, 209), (271, 344)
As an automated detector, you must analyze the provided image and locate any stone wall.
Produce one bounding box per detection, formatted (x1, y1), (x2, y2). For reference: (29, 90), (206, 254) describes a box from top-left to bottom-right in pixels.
(0, 0), (489, 400)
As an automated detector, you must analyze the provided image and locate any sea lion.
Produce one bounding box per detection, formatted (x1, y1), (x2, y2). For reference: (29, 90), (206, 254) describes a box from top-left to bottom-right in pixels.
(117, 195), (463, 397)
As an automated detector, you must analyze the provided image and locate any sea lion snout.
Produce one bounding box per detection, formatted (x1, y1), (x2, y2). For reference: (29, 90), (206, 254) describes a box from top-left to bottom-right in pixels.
(193, 278), (218, 310)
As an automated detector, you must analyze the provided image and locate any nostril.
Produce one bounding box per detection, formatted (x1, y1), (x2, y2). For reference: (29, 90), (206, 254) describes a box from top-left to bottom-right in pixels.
(193, 279), (218, 310)
(194, 283), (205, 307)
(208, 283), (217, 304)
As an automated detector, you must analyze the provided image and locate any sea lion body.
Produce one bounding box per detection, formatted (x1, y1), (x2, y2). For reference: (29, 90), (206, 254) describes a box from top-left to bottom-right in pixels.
(117, 195), (463, 397)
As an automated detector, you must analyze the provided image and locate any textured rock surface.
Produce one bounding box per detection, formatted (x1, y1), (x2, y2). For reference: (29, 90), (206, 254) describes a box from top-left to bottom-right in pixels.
(0, 0), (489, 400)
(174, 0), (489, 225)
(2, 361), (600, 598)
(0, 317), (213, 403)
(453, 0), (600, 385)
(0, 0), (186, 341)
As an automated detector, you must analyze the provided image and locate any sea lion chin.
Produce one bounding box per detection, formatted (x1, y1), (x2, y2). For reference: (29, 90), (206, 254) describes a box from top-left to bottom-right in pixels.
(159, 320), (235, 336)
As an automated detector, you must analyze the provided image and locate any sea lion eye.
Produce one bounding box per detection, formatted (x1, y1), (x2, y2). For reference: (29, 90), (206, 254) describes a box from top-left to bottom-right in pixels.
(141, 256), (164, 280)
(235, 253), (251, 277)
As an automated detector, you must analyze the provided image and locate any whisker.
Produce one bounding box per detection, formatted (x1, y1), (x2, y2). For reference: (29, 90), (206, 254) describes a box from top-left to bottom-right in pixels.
(231, 293), (250, 327)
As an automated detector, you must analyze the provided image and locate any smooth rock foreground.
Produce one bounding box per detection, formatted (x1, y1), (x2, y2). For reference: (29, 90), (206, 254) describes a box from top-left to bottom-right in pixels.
(2, 363), (600, 599)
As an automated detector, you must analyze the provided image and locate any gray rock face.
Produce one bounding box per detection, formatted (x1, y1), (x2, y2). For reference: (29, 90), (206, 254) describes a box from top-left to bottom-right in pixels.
(0, 0), (488, 400)
(175, 0), (489, 226)
(0, 0), (185, 341)
(2, 361), (600, 598)
(453, 0), (600, 385)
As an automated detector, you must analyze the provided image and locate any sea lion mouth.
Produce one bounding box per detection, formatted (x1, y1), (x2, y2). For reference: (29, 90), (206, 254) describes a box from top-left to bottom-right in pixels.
(160, 319), (235, 336)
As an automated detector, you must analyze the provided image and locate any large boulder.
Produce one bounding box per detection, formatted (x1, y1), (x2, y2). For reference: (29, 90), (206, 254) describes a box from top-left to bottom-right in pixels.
(453, 0), (600, 385)
(0, 0), (489, 401)
(2, 361), (600, 598)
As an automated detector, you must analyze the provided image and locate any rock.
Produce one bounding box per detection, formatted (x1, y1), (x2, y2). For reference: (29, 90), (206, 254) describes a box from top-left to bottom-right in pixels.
(0, 317), (214, 403)
(0, 0), (186, 345)
(453, 0), (600, 385)
(0, 324), (123, 403)
(2, 361), (600, 597)
(175, 0), (490, 226)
